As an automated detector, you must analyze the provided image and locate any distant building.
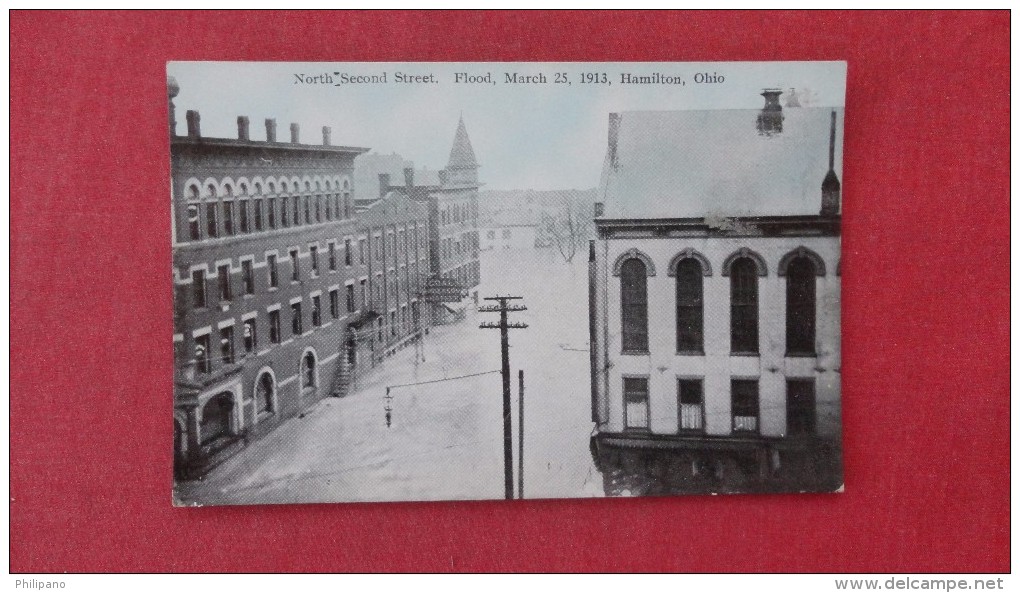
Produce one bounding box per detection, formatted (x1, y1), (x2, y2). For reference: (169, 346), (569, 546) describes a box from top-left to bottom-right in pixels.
(479, 210), (538, 251)
(351, 191), (431, 369)
(374, 117), (482, 315)
(589, 94), (843, 493)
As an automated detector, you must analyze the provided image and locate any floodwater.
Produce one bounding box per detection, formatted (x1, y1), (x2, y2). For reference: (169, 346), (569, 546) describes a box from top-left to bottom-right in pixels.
(175, 246), (603, 505)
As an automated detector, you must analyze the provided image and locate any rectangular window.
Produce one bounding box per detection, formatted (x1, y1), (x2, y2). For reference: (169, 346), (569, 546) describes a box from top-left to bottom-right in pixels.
(359, 239), (366, 264)
(304, 195), (311, 224)
(267, 198), (276, 229)
(281, 197), (290, 227)
(217, 264), (231, 301)
(360, 279), (368, 307)
(678, 379), (704, 431)
(219, 326), (234, 365)
(328, 242), (337, 271)
(296, 196), (303, 225)
(310, 246), (319, 276)
(732, 379), (759, 433)
(329, 289), (340, 319)
(311, 295), (322, 327)
(239, 200), (250, 233)
(253, 199), (263, 231)
(291, 302), (303, 335)
(241, 260), (255, 295)
(195, 334), (211, 373)
(223, 201), (234, 235)
(187, 204), (201, 240)
(206, 202), (218, 238)
(315, 195), (322, 222)
(268, 310), (281, 344)
(786, 379), (816, 436)
(390, 311), (397, 337)
(345, 239), (353, 266)
(624, 377), (649, 430)
(243, 318), (257, 353)
(267, 254), (278, 288)
(191, 269), (207, 308)
(374, 236), (381, 261)
(346, 284), (355, 313)
(290, 249), (300, 282)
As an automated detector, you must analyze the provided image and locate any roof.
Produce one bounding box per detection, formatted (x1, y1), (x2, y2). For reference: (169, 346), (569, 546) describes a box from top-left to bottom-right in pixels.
(446, 116), (478, 170)
(598, 107), (842, 219)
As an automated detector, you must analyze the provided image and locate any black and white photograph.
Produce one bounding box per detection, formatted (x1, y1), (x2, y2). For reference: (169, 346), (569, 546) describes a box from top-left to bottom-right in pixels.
(169, 61), (846, 505)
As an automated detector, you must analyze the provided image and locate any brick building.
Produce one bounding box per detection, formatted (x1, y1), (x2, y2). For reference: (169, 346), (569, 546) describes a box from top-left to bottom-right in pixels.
(589, 94), (843, 493)
(377, 116), (482, 314)
(170, 76), (376, 478)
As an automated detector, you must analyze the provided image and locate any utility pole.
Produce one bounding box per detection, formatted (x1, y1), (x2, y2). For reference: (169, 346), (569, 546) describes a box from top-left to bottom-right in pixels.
(518, 369), (524, 500)
(479, 295), (528, 500)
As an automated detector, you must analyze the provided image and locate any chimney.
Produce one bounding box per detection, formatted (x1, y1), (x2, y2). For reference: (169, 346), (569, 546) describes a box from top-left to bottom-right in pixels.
(237, 116), (250, 141)
(186, 110), (201, 138)
(757, 89), (784, 135)
(608, 113), (621, 170)
(167, 75), (179, 136)
(322, 126), (331, 146)
(438, 170), (448, 185)
(594, 202), (605, 217)
(290, 123), (300, 144)
(403, 167), (415, 188)
(265, 118), (277, 142)
(821, 110), (841, 216)
(379, 173), (391, 198)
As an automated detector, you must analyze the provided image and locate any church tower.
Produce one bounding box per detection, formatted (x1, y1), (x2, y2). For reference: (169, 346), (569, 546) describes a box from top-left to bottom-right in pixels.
(441, 115), (479, 187)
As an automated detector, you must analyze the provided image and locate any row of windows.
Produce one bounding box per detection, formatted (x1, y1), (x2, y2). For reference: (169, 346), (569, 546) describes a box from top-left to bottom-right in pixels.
(186, 190), (353, 242)
(190, 251), (425, 313)
(441, 201), (478, 226)
(622, 377), (817, 436)
(440, 232), (479, 260)
(190, 279), (381, 375)
(619, 247), (825, 356)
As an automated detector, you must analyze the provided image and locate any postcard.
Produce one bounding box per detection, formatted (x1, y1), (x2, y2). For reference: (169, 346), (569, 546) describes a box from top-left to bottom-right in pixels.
(169, 61), (845, 505)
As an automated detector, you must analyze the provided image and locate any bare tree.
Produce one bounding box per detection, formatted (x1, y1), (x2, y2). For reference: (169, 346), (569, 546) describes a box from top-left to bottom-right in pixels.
(543, 192), (593, 263)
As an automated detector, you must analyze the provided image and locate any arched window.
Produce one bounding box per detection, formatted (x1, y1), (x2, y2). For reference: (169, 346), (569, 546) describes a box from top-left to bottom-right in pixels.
(301, 352), (316, 389)
(205, 184), (219, 238)
(255, 372), (274, 415)
(675, 258), (704, 353)
(620, 258), (649, 353)
(785, 257), (817, 355)
(187, 185), (201, 241)
(730, 258), (759, 354)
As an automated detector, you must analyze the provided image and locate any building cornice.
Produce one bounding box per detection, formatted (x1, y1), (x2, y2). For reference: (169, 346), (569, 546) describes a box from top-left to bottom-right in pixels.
(171, 136), (369, 157)
(596, 215), (840, 239)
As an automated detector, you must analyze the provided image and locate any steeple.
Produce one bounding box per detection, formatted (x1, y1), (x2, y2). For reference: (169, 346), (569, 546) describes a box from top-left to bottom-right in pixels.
(446, 115), (478, 170)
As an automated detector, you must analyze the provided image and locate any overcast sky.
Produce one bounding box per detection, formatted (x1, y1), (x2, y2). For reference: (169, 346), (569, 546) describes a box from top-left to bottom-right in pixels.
(168, 62), (845, 191)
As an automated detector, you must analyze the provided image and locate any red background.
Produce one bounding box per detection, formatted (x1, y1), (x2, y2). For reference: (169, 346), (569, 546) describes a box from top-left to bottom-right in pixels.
(10, 11), (1010, 573)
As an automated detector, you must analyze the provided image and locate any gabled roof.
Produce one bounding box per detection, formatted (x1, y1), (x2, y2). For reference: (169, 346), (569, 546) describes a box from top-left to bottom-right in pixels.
(446, 115), (478, 170)
(599, 107), (842, 219)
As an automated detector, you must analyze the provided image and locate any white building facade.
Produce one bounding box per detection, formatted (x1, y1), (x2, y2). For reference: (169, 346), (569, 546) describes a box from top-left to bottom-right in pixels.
(589, 99), (843, 493)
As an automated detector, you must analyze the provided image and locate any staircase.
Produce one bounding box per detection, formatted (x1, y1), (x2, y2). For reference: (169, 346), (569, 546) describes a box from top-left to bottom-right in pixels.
(330, 353), (352, 397)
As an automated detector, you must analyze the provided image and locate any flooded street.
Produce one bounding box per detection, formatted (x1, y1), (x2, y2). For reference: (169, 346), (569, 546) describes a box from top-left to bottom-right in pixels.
(176, 246), (602, 505)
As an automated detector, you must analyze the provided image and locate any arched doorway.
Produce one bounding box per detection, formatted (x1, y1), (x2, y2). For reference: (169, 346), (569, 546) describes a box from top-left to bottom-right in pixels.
(301, 351), (317, 400)
(200, 392), (234, 445)
(255, 371), (275, 416)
